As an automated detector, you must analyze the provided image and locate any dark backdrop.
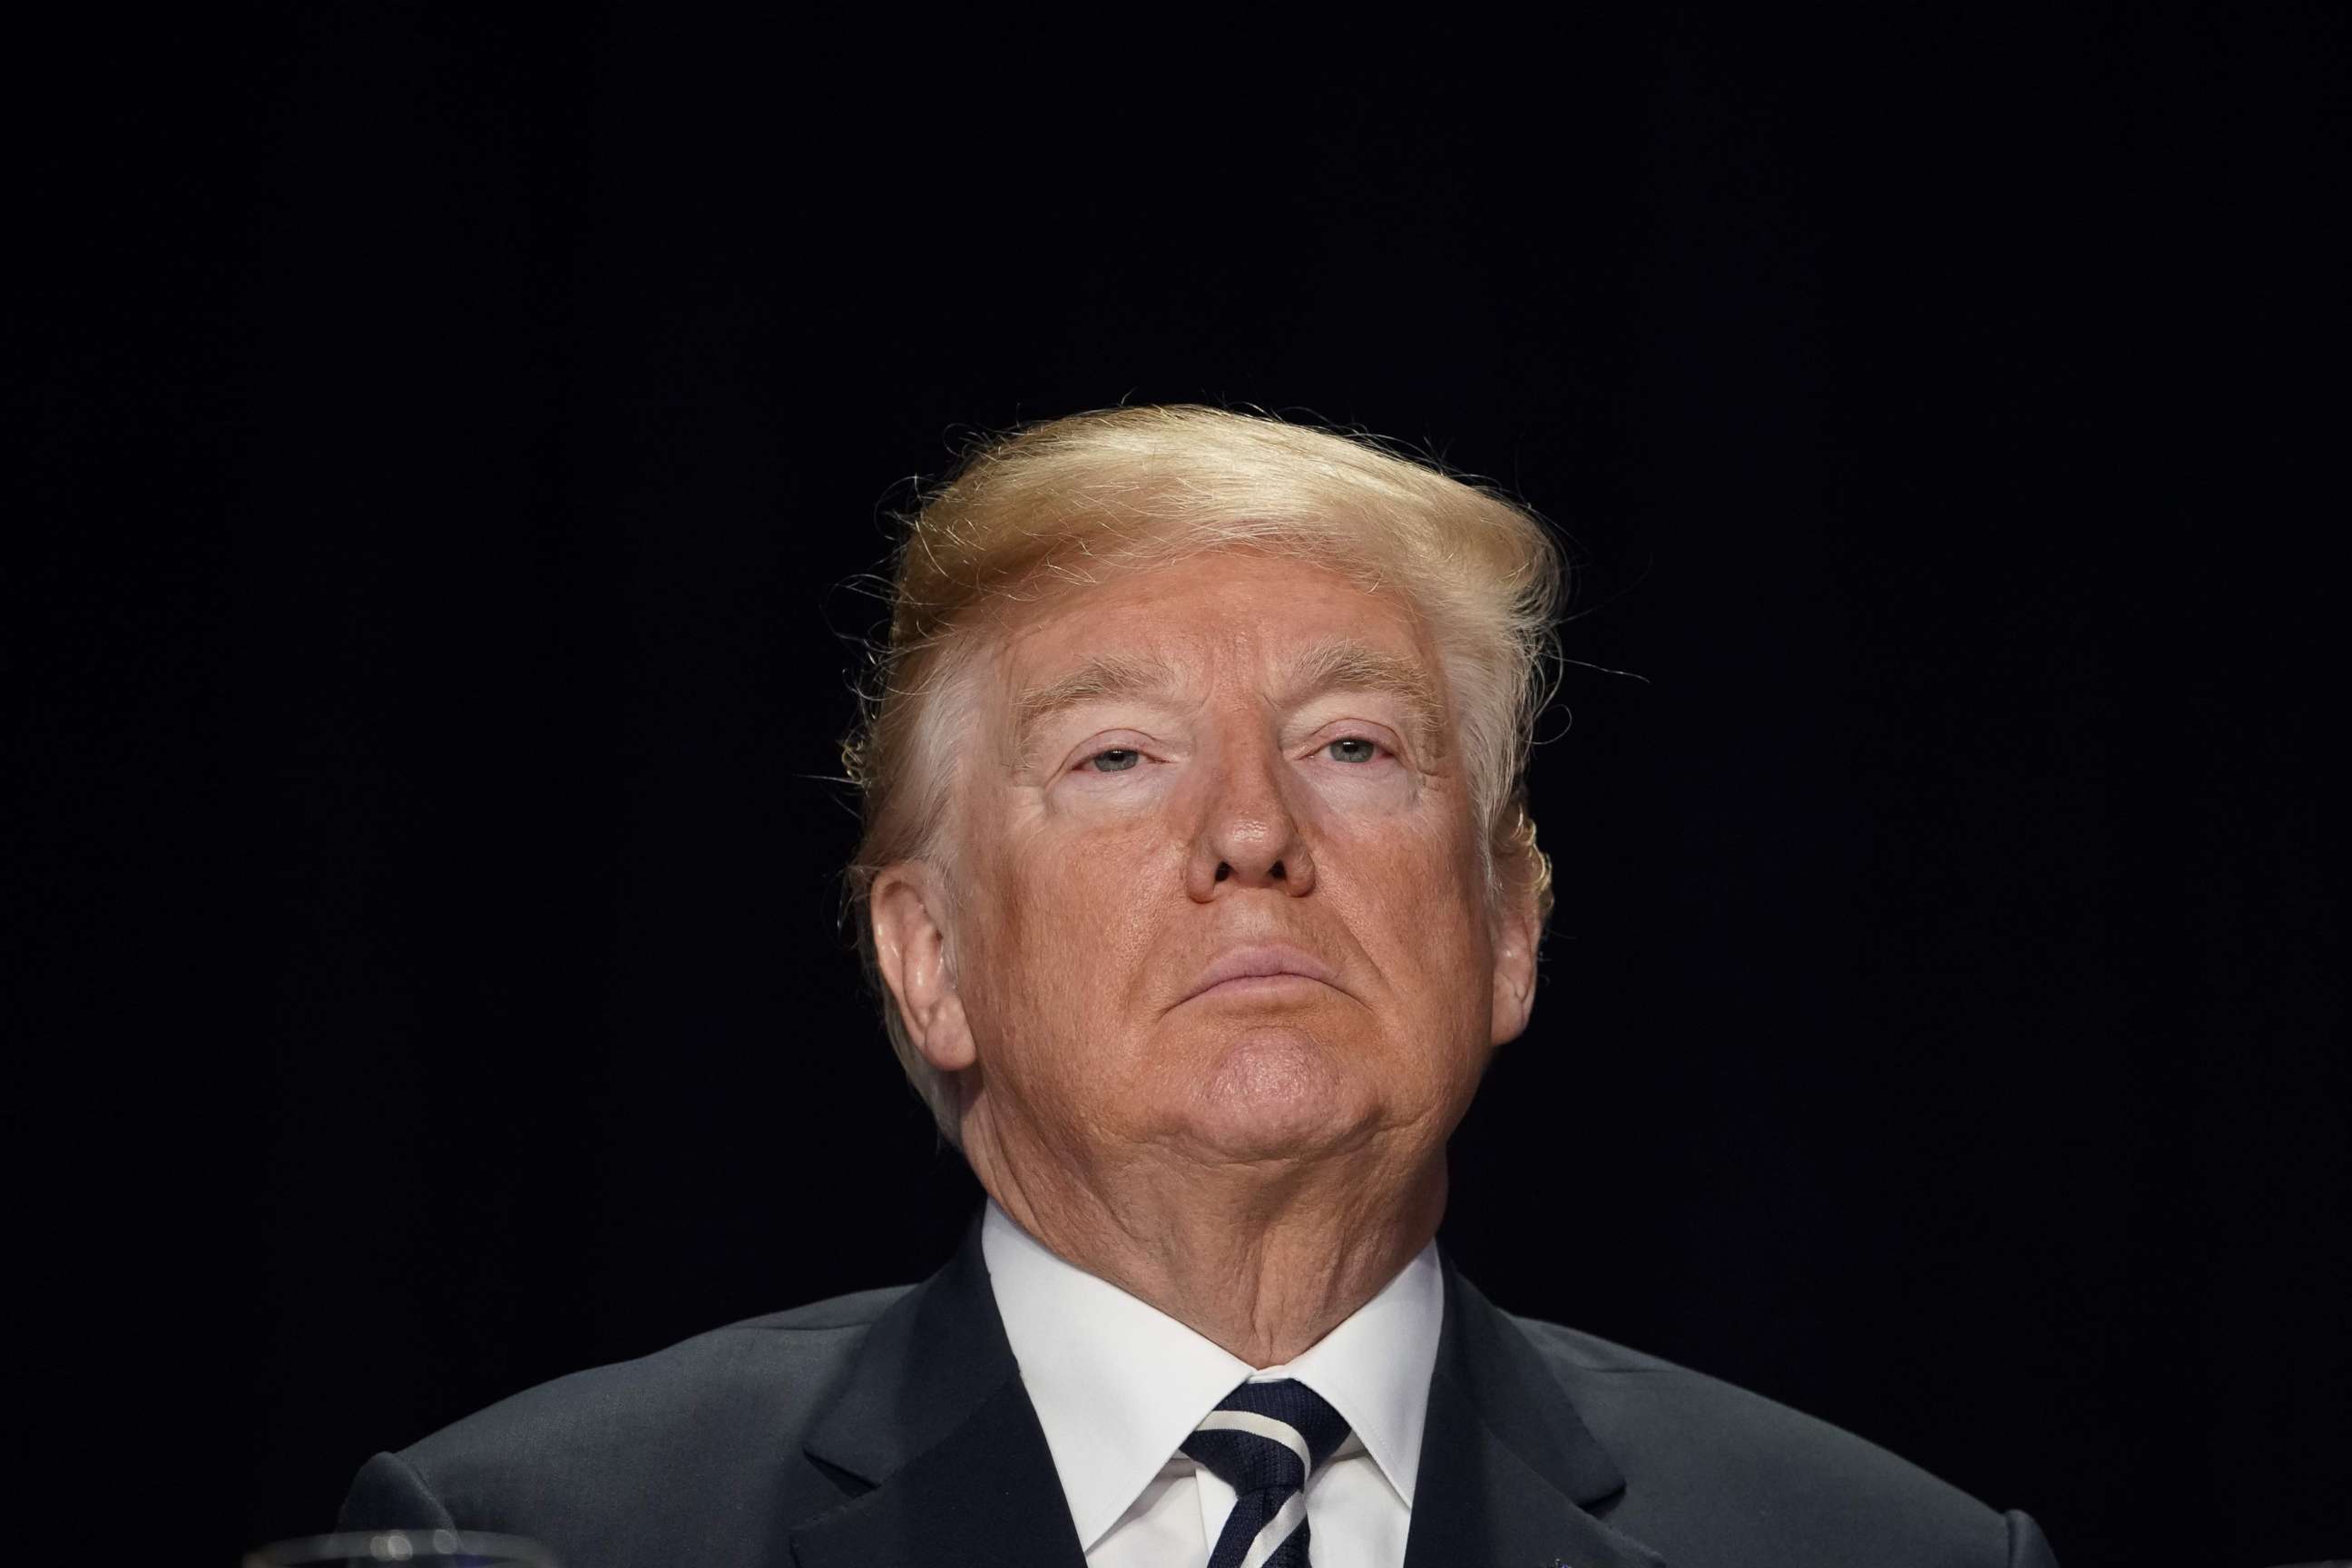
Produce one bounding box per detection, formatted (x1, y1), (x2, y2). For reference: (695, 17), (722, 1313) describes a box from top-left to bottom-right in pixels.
(8, 8), (2346, 1566)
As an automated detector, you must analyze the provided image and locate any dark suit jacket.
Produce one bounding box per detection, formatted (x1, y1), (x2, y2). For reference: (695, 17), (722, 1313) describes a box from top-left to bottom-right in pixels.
(342, 1218), (2058, 1567)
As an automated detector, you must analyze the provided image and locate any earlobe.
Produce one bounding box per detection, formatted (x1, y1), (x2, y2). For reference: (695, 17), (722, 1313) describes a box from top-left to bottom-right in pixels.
(1489, 902), (1540, 1047)
(870, 864), (978, 1073)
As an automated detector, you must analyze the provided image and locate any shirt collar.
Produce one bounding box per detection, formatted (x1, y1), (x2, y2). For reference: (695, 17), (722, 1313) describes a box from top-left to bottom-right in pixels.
(980, 1200), (1444, 1551)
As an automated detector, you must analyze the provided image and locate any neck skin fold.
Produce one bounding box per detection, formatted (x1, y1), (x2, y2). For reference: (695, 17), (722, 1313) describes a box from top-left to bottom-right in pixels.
(961, 1098), (1448, 1368)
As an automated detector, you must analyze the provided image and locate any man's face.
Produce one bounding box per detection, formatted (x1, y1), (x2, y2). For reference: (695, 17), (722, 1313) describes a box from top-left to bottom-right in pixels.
(888, 549), (1537, 1174)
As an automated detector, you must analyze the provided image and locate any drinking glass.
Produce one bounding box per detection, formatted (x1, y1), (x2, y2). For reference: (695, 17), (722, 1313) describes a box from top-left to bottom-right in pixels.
(242, 1531), (556, 1567)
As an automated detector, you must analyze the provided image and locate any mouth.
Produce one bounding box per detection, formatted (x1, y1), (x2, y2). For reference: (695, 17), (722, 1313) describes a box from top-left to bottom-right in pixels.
(1176, 945), (1344, 1007)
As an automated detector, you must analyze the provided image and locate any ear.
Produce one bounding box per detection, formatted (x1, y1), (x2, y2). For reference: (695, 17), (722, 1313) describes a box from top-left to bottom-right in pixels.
(1488, 884), (1540, 1047)
(870, 862), (977, 1073)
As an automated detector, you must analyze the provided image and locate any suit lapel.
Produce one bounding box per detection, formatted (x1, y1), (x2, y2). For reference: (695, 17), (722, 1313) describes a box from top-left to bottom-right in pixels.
(1403, 1258), (1667, 1568)
(790, 1221), (1664, 1568)
(789, 1219), (1087, 1568)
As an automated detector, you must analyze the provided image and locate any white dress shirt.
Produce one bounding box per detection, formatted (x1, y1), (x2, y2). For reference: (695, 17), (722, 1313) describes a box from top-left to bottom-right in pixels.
(980, 1201), (1444, 1568)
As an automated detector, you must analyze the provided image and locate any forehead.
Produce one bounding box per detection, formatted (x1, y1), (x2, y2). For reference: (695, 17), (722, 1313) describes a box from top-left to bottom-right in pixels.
(985, 550), (1441, 699)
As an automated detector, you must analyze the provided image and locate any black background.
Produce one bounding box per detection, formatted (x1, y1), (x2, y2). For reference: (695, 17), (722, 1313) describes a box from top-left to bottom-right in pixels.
(7, 8), (2347, 1565)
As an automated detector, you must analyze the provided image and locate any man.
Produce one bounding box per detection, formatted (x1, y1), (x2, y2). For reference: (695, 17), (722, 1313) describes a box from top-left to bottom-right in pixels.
(343, 407), (2060, 1566)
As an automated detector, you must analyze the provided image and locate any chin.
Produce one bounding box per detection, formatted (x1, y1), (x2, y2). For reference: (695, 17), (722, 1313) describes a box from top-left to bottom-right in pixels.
(1172, 1025), (1378, 1162)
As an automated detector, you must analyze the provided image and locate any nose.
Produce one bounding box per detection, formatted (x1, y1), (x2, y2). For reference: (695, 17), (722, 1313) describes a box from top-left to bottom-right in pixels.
(1185, 732), (1318, 902)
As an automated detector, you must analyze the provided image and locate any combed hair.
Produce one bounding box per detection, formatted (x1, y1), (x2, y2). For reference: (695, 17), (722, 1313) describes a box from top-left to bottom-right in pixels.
(842, 406), (1566, 1141)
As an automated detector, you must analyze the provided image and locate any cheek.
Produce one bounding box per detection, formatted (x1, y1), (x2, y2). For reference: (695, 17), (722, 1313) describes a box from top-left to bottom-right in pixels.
(964, 820), (1174, 1036)
(1310, 788), (1483, 916)
(1314, 804), (1495, 1005)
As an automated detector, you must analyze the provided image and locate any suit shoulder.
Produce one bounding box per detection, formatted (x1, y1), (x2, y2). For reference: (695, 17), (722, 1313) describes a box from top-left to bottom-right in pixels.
(1504, 1312), (2020, 1563)
(397, 1284), (913, 1503)
(720, 1283), (913, 1333)
(1502, 1314), (1690, 1376)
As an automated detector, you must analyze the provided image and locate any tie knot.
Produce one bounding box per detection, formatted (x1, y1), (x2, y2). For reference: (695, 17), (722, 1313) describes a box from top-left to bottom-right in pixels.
(1181, 1377), (1352, 1496)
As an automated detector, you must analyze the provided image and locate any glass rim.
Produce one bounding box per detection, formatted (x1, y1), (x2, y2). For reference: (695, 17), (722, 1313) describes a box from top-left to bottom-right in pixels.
(243, 1530), (556, 1567)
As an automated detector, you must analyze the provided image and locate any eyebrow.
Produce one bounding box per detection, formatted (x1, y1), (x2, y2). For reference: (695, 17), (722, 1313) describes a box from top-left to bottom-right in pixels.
(1013, 652), (1185, 761)
(1010, 638), (1446, 762)
(1283, 638), (1447, 757)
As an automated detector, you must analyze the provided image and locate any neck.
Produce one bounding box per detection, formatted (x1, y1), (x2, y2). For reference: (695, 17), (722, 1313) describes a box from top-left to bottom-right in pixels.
(965, 1112), (1447, 1367)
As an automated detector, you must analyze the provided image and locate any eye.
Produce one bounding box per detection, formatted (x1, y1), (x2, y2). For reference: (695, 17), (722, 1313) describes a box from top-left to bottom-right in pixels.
(1084, 748), (1142, 773)
(1325, 737), (1382, 764)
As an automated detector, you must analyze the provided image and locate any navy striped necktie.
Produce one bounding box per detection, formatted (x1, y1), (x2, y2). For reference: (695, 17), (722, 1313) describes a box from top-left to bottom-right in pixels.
(1180, 1378), (1351, 1568)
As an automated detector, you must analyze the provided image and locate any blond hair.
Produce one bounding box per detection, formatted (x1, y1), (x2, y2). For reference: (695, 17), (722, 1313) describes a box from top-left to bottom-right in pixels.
(842, 406), (1564, 1139)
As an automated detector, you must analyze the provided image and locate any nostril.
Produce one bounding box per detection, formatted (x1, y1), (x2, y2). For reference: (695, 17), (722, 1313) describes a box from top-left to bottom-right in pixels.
(1269, 860), (1286, 880)
(1214, 863), (1231, 882)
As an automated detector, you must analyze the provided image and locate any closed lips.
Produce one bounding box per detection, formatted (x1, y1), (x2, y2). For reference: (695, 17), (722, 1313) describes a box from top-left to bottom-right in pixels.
(1179, 946), (1342, 1004)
